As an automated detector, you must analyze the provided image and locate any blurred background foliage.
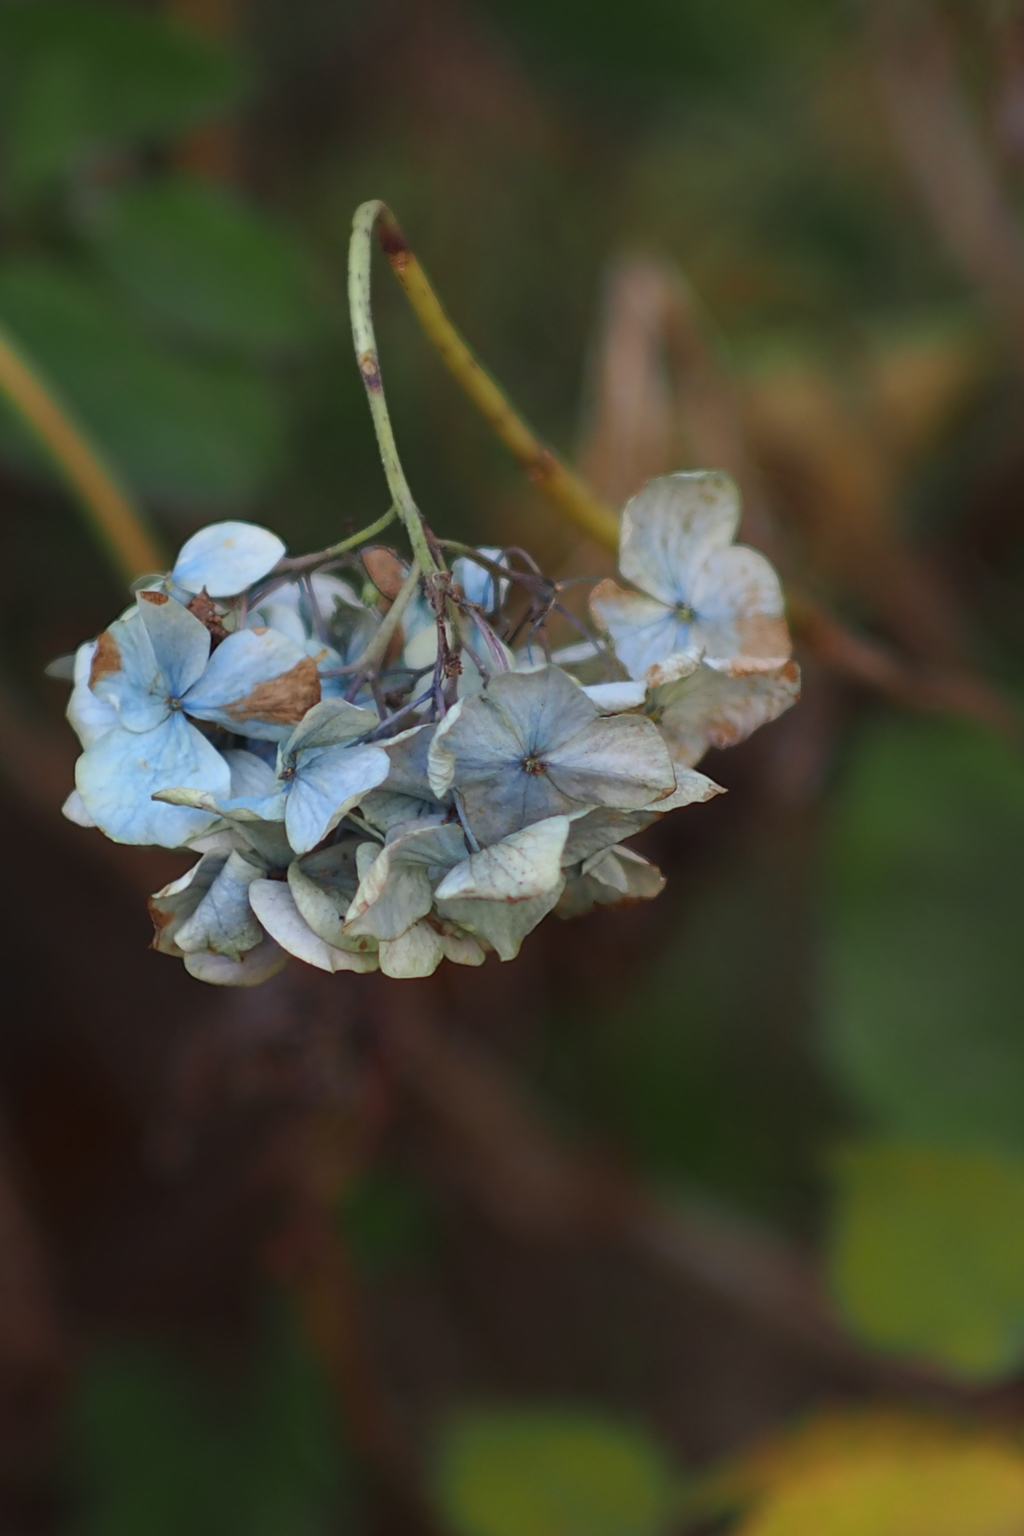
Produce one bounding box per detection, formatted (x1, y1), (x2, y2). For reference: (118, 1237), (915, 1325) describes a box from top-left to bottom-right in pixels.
(8, 0), (1024, 1532)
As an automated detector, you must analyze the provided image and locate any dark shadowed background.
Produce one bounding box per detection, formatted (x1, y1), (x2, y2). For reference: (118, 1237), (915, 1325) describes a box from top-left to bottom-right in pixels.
(5, 1), (1024, 1531)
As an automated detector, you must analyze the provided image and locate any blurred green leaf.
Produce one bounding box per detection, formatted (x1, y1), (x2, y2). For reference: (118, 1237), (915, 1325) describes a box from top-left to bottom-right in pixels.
(434, 1406), (677, 1536)
(74, 1308), (347, 1536)
(830, 1141), (1024, 1381)
(339, 1167), (438, 1277)
(87, 178), (317, 352)
(478, 0), (832, 99)
(823, 715), (1024, 1154)
(0, 1), (244, 202)
(0, 260), (284, 507)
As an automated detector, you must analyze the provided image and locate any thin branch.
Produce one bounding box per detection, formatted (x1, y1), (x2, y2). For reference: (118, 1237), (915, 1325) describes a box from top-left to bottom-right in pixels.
(791, 595), (1022, 741)
(869, 0), (1024, 345)
(382, 998), (990, 1405)
(0, 320), (164, 581)
(367, 201), (621, 551)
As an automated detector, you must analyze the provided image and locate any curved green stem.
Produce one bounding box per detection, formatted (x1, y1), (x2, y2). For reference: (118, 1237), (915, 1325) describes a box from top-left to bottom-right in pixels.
(348, 203), (443, 579)
(274, 506), (398, 577)
(362, 201), (621, 554)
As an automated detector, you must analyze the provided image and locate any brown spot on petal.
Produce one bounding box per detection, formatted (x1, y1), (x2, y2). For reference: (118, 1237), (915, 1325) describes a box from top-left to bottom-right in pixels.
(147, 899), (182, 956)
(362, 546), (407, 601)
(186, 589), (228, 648)
(734, 612), (792, 661)
(223, 657), (321, 726)
(139, 589), (169, 606)
(88, 630), (121, 686)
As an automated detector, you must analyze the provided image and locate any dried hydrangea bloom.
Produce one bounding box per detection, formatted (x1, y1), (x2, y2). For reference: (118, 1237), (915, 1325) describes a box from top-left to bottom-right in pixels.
(53, 475), (800, 986)
(171, 520), (285, 598)
(427, 665), (676, 845)
(590, 471), (790, 680)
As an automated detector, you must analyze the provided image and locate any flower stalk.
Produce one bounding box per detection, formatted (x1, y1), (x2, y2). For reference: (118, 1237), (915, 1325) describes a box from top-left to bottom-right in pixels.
(348, 202), (445, 580)
(354, 199), (621, 554)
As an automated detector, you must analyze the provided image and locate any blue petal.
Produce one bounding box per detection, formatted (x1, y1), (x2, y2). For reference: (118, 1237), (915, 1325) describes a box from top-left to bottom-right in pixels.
(286, 699), (377, 756)
(223, 748), (278, 797)
(76, 713), (231, 848)
(453, 546), (508, 611)
(67, 641), (120, 748)
(285, 742), (390, 855)
(172, 521), (286, 598)
(183, 628), (319, 741)
(90, 612), (169, 733)
(136, 590), (211, 700)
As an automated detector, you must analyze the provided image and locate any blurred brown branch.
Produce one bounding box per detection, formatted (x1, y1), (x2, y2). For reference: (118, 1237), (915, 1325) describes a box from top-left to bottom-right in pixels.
(868, 0), (1024, 345)
(380, 995), (984, 1404)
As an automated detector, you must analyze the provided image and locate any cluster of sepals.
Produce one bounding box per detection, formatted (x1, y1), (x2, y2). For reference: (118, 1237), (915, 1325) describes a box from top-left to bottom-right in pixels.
(57, 470), (799, 986)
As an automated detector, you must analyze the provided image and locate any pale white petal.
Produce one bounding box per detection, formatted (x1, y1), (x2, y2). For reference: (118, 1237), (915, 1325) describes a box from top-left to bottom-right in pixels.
(434, 817), (569, 903)
(581, 680), (647, 713)
(589, 580), (685, 681)
(249, 879), (377, 972)
(561, 807), (655, 866)
(439, 928), (487, 966)
(643, 647), (703, 690)
(378, 921), (444, 978)
(690, 546), (790, 664)
(343, 822), (463, 940)
(426, 700), (467, 798)
(288, 851), (376, 955)
(556, 847), (664, 918)
(174, 849), (263, 959)
(286, 699), (379, 755)
(403, 620), (440, 674)
(173, 521), (285, 598)
(149, 853), (226, 954)
(619, 471), (741, 605)
(645, 770), (724, 810)
(183, 936), (289, 986)
(545, 713), (675, 809)
(437, 882), (564, 962)
(656, 659), (801, 767)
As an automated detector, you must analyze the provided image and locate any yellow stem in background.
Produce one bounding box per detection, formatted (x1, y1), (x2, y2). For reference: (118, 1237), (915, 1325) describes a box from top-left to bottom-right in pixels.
(370, 204), (621, 554)
(0, 321), (164, 582)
